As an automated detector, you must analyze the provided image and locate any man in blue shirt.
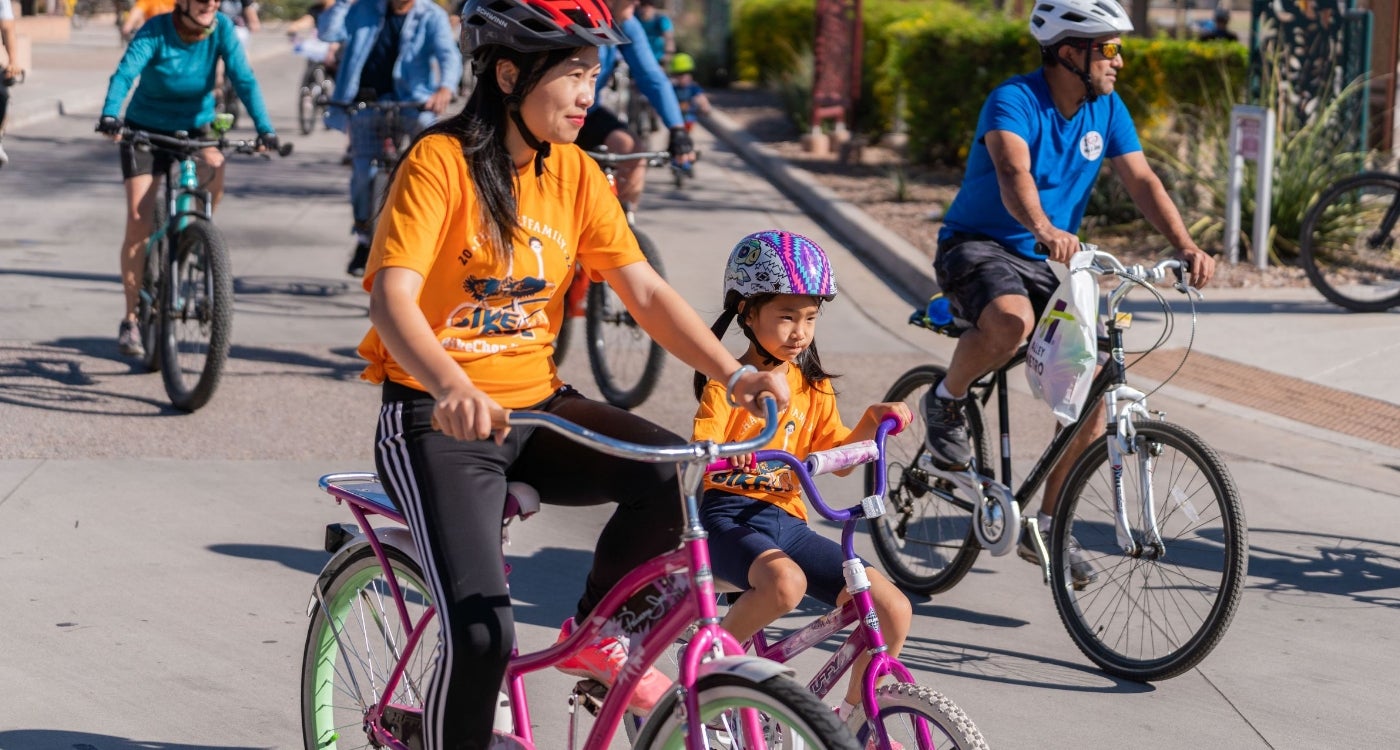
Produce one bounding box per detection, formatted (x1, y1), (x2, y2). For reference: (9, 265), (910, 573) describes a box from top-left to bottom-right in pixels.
(574, 0), (692, 217)
(318, 0), (461, 276)
(925, 0), (1215, 583)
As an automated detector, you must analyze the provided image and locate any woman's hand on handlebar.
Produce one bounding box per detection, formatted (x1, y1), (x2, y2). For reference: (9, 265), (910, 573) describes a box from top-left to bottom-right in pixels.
(433, 383), (510, 443)
(730, 367), (790, 418)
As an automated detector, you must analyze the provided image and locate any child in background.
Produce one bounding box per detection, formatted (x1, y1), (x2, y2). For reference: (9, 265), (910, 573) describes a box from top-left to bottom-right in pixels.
(692, 230), (914, 733)
(668, 52), (710, 131)
(636, 0), (674, 67)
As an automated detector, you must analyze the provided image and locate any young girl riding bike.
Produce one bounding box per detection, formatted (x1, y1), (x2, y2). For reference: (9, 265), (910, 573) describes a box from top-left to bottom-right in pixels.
(357, 0), (788, 747)
(691, 230), (914, 733)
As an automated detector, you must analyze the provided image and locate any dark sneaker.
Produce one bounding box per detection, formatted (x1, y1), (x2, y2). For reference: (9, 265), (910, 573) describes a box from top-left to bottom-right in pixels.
(1019, 527), (1098, 588)
(347, 240), (371, 278)
(920, 387), (972, 470)
(118, 319), (145, 358)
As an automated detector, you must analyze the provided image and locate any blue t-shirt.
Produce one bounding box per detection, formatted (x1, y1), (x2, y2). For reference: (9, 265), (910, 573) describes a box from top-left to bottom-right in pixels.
(638, 13), (671, 62)
(101, 13), (275, 135)
(674, 80), (703, 124)
(939, 69), (1141, 260)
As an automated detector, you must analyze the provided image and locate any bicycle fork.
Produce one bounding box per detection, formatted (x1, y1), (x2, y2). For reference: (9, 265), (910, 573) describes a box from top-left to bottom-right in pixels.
(1104, 385), (1166, 559)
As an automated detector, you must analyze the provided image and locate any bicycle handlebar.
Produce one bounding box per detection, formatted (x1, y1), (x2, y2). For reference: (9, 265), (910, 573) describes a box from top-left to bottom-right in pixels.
(507, 396), (781, 465)
(1036, 242), (1196, 296)
(118, 127), (294, 158)
(702, 415), (902, 523)
(586, 150), (677, 168)
(325, 100), (428, 113)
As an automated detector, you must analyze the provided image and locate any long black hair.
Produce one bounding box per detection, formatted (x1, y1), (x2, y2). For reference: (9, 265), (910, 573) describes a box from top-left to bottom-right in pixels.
(379, 44), (579, 260)
(692, 292), (840, 401)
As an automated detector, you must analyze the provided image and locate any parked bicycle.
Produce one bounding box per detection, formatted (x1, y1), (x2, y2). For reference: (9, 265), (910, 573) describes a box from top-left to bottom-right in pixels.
(305, 396), (860, 750)
(1298, 170), (1400, 312)
(700, 417), (988, 749)
(552, 149), (672, 410)
(869, 246), (1247, 681)
(117, 119), (292, 411)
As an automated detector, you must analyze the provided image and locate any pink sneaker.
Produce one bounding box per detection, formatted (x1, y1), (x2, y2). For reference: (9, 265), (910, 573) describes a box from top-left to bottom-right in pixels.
(555, 618), (672, 715)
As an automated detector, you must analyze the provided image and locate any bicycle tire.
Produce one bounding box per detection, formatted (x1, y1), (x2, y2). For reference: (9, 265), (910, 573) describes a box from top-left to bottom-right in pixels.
(1050, 419), (1247, 681)
(867, 365), (990, 595)
(1298, 172), (1400, 312)
(634, 672), (860, 749)
(297, 86), (317, 136)
(848, 682), (987, 750)
(137, 205), (167, 373)
(301, 544), (438, 750)
(160, 219), (232, 412)
(585, 227), (666, 409)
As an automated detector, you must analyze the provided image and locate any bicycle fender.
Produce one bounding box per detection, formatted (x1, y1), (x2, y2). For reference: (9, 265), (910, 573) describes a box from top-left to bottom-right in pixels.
(695, 655), (796, 683)
(306, 527), (423, 617)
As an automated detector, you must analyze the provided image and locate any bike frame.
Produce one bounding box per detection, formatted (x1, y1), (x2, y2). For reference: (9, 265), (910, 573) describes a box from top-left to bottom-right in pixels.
(316, 405), (785, 750)
(718, 420), (934, 750)
(933, 256), (1185, 568)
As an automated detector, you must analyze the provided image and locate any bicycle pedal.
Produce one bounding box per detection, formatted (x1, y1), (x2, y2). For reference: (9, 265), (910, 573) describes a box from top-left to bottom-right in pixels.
(381, 705), (423, 750)
(573, 679), (610, 716)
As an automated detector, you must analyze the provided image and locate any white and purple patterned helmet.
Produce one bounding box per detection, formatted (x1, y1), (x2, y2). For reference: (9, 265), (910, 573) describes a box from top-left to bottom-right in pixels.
(723, 230), (838, 305)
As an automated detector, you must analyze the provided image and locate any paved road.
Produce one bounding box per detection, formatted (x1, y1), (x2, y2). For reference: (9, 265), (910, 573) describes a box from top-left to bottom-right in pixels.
(2, 28), (1400, 750)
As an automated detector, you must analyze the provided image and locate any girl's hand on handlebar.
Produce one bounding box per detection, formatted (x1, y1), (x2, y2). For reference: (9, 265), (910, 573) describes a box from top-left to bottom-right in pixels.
(864, 402), (912, 435)
(727, 453), (758, 472)
(432, 383), (510, 443)
(731, 368), (790, 418)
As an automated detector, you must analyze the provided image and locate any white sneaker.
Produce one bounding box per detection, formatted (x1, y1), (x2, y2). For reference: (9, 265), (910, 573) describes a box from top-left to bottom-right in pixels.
(0, 140), (9, 168)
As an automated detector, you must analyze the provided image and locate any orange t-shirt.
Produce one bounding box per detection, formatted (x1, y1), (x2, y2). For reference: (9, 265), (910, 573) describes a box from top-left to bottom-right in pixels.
(692, 365), (851, 521)
(135, 0), (175, 17)
(356, 134), (643, 407)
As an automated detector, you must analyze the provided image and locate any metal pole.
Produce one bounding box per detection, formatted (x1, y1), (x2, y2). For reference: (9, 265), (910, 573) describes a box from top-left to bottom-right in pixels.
(1224, 111), (1243, 264)
(1253, 107), (1277, 270)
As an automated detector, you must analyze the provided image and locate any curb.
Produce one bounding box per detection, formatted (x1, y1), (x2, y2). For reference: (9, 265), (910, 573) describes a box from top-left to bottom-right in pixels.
(700, 107), (939, 306)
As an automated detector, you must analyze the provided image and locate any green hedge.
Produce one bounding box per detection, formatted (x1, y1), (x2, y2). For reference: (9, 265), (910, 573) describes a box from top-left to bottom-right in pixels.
(731, 0), (1249, 165)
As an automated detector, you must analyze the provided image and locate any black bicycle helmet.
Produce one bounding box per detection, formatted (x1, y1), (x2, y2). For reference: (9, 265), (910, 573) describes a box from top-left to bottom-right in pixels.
(460, 0), (626, 56)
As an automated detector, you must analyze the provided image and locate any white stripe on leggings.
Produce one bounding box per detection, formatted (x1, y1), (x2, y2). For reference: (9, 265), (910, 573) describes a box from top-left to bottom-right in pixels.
(377, 401), (455, 750)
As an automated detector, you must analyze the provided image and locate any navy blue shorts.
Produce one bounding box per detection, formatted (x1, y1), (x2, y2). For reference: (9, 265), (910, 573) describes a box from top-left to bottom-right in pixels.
(700, 491), (862, 606)
(933, 235), (1059, 327)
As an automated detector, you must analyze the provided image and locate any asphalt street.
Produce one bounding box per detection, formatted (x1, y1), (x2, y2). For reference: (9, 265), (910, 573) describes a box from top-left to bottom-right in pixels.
(2, 26), (1399, 750)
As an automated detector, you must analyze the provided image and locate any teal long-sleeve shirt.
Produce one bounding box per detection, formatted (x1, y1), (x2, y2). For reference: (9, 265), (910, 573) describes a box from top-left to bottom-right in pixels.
(102, 12), (275, 135)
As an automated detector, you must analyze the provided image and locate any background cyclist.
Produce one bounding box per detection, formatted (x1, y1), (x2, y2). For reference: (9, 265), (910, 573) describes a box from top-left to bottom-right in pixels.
(317, 0), (461, 277)
(692, 230), (913, 728)
(924, 0), (1215, 583)
(357, 0), (788, 745)
(0, 0), (21, 168)
(97, 0), (278, 358)
(575, 0), (693, 219)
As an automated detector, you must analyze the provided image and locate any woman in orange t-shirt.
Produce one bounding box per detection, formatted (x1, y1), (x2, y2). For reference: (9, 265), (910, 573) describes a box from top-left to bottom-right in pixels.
(357, 0), (788, 746)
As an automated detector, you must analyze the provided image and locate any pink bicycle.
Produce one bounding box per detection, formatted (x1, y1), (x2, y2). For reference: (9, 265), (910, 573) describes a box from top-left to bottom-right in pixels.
(702, 417), (987, 750)
(301, 394), (860, 749)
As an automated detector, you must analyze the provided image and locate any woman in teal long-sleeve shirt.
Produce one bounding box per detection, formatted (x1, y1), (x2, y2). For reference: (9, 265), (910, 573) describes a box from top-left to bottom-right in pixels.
(97, 0), (277, 359)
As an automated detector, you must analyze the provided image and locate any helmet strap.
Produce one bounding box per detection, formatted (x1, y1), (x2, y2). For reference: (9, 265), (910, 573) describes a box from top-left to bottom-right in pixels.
(177, 2), (216, 37)
(1056, 44), (1097, 103)
(735, 303), (784, 367)
(505, 94), (550, 176)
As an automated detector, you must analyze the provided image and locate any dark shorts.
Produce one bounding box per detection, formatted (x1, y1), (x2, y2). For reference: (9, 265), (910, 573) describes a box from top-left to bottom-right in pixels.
(575, 106), (626, 152)
(119, 122), (207, 180)
(933, 235), (1060, 327)
(700, 491), (862, 607)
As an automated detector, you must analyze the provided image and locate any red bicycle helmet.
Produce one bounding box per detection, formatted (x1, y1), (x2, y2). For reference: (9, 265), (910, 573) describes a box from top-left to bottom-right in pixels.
(461, 0), (626, 55)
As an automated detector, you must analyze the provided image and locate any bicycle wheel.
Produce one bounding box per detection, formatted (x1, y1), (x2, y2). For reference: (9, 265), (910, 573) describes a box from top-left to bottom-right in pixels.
(848, 683), (987, 750)
(1298, 172), (1400, 312)
(867, 365), (990, 595)
(585, 227), (666, 409)
(635, 672), (860, 749)
(301, 544), (438, 750)
(160, 219), (233, 412)
(298, 86), (317, 135)
(1050, 419), (1247, 681)
(137, 207), (167, 373)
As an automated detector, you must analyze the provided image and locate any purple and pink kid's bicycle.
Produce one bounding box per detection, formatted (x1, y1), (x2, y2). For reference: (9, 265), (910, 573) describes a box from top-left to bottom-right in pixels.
(301, 393), (861, 750)
(702, 417), (987, 750)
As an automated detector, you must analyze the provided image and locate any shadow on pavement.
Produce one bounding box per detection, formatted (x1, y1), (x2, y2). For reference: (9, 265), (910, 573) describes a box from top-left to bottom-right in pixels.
(208, 542), (330, 575)
(1247, 527), (1400, 608)
(0, 730), (262, 750)
(896, 634), (1154, 693)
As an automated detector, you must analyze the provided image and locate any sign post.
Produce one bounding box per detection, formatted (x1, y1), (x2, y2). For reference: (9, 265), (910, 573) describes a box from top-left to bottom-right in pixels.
(1224, 104), (1276, 269)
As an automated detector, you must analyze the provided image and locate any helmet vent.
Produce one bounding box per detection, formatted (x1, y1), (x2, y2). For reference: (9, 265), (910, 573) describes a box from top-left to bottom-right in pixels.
(521, 17), (555, 32)
(1060, 11), (1088, 22)
(561, 8), (591, 26)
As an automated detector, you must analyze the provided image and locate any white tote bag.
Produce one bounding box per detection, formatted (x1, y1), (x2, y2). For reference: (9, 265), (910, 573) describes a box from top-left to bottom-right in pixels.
(1025, 250), (1098, 426)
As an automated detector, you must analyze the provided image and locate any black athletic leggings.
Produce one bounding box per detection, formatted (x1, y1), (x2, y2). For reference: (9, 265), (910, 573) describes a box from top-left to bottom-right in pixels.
(375, 382), (685, 750)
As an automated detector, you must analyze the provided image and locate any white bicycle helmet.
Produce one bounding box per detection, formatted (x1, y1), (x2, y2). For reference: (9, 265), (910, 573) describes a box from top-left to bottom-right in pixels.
(1029, 0), (1134, 47)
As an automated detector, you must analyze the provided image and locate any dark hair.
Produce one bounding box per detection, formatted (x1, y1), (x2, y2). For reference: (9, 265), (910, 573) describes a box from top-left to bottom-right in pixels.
(379, 45), (579, 259)
(692, 293), (839, 401)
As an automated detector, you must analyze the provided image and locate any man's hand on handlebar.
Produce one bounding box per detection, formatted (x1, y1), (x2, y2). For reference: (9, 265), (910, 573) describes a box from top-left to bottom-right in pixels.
(424, 87), (454, 115)
(1174, 243), (1215, 290)
(1034, 227), (1081, 265)
(667, 126), (696, 166)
